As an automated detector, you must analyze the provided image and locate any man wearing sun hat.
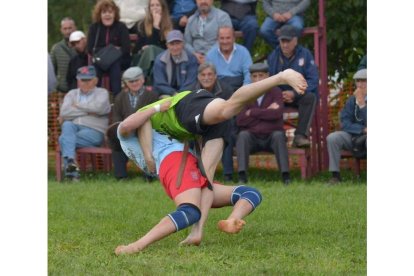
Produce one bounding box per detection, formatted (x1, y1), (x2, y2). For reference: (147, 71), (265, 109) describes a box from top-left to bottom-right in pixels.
(59, 65), (111, 181)
(107, 66), (158, 180)
(66, 30), (88, 90)
(153, 30), (198, 98)
(326, 68), (367, 184)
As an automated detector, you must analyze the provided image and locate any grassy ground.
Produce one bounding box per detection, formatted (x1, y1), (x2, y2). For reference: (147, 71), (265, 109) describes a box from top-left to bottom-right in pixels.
(48, 168), (366, 275)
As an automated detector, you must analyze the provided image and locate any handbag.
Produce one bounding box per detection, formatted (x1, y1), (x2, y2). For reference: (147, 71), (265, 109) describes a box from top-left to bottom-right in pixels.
(92, 26), (122, 71)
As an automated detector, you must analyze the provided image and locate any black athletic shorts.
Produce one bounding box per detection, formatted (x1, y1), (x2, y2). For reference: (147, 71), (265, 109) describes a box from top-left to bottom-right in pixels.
(175, 89), (230, 146)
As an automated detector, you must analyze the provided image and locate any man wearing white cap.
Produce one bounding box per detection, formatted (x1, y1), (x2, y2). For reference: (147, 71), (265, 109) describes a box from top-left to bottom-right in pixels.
(108, 66), (158, 180)
(66, 31), (88, 90)
(327, 69), (367, 184)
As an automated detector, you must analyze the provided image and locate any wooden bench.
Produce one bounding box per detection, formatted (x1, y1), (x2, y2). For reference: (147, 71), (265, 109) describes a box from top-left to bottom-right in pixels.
(340, 150), (364, 177)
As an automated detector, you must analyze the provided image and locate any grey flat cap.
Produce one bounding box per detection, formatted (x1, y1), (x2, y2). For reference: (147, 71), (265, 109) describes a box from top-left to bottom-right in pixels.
(279, 25), (299, 40)
(353, 69), (367, 80)
(122, 66), (143, 81)
(249, 63), (269, 73)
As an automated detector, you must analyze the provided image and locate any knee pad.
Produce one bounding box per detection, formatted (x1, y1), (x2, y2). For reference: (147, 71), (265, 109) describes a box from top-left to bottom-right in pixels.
(167, 203), (201, 232)
(231, 185), (262, 210)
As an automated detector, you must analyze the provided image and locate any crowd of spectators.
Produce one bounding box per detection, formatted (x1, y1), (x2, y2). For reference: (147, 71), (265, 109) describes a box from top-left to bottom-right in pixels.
(49, 0), (366, 184)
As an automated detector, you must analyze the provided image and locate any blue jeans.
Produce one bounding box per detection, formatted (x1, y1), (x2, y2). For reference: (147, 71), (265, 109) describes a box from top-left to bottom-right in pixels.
(259, 16), (304, 48)
(59, 121), (104, 176)
(231, 15), (259, 52)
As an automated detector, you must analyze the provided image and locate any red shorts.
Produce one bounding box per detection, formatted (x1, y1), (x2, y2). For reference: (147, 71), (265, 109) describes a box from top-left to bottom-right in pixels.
(159, 151), (208, 200)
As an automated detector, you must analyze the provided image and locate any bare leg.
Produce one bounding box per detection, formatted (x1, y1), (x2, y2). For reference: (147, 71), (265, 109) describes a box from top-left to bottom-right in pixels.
(201, 138), (224, 184)
(180, 187), (213, 246)
(202, 69), (308, 125)
(179, 139), (224, 245)
(115, 216), (176, 255)
(211, 184), (255, 234)
(115, 188), (201, 255)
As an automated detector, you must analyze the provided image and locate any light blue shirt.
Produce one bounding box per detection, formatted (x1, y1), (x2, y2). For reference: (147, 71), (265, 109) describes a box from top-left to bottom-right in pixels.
(206, 43), (252, 85)
(117, 127), (193, 176)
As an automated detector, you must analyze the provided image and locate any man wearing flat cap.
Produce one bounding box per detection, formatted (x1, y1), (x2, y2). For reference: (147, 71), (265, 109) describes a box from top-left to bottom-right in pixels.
(153, 30), (199, 98)
(108, 66), (158, 180)
(327, 69), (367, 184)
(267, 24), (319, 147)
(59, 66), (111, 181)
(235, 62), (291, 185)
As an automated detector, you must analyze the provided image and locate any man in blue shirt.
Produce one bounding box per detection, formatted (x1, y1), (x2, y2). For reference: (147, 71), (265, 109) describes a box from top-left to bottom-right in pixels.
(267, 24), (318, 147)
(206, 26), (252, 92)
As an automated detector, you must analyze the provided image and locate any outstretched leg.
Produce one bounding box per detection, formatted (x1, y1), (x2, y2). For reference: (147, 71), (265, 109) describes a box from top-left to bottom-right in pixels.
(202, 69), (308, 125)
(115, 188), (202, 255)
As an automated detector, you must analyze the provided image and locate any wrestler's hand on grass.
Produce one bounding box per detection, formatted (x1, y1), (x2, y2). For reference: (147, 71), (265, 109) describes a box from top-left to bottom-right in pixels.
(281, 68), (308, 94)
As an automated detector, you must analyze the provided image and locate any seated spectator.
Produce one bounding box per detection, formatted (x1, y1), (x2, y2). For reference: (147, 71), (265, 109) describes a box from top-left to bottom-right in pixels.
(58, 66), (111, 181)
(48, 54), (57, 94)
(189, 62), (235, 182)
(327, 69), (367, 184)
(153, 30), (198, 97)
(131, 0), (173, 84)
(267, 25), (318, 147)
(134, 0), (172, 52)
(168, 0), (197, 33)
(220, 0), (259, 52)
(108, 66), (159, 180)
(206, 26), (252, 92)
(50, 17), (77, 93)
(184, 0), (232, 64)
(236, 63), (291, 185)
(259, 0), (310, 48)
(66, 31), (88, 91)
(87, 0), (131, 98)
(114, 0), (148, 33)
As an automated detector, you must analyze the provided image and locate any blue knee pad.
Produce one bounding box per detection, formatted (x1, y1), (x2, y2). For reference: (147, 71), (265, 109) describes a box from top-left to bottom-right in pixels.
(231, 185), (262, 210)
(167, 203), (201, 232)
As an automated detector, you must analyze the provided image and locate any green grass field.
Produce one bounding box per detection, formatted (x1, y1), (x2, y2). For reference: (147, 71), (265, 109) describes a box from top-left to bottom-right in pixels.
(48, 169), (366, 275)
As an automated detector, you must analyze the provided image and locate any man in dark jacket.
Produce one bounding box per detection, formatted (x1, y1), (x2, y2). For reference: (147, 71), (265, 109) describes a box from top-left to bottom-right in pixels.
(109, 66), (158, 180)
(327, 69), (367, 184)
(267, 24), (318, 147)
(236, 63), (291, 185)
(66, 31), (89, 91)
(153, 30), (198, 98)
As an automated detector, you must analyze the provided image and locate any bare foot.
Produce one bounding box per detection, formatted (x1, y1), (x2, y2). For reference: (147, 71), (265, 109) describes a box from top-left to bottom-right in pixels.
(217, 218), (246, 234)
(280, 69), (308, 94)
(179, 233), (202, 246)
(114, 244), (142, 255)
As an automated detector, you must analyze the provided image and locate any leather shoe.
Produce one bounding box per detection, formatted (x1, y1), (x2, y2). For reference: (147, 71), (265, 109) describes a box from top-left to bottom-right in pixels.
(283, 178), (291, 185)
(293, 135), (310, 148)
(328, 177), (341, 185)
(223, 174), (233, 182)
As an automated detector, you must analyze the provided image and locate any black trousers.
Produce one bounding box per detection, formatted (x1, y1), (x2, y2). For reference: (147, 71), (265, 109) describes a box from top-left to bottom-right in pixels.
(285, 93), (317, 137)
